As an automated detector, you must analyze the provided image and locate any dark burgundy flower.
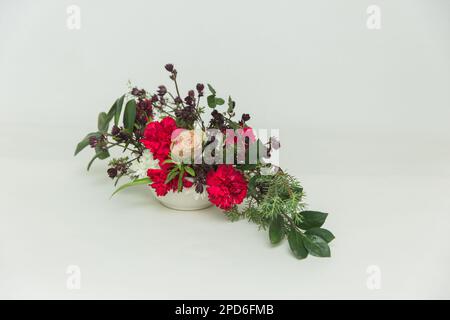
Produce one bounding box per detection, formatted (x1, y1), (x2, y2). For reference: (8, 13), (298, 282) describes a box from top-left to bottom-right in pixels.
(111, 125), (120, 136)
(157, 85), (167, 96)
(209, 110), (225, 129)
(175, 105), (197, 123)
(151, 94), (159, 103)
(241, 113), (250, 122)
(196, 83), (204, 96)
(107, 167), (118, 178)
(195, 183), (204, 194)
(89, 136), (98, 148)
(118, 131), (130, 142)
(137, 111), (148, 125)
(184, 96), (194, 107)
(165, 64), (174, 72)
(174, 96), (183, 104)
(138, 99), (147, 110)
(131, 87), (145, 97)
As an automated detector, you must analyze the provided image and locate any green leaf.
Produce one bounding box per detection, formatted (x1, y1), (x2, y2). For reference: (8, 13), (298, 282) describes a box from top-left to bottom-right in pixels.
(86, 149), (110, 171)
(165, 169), (179, 184)
(303, 234), (331, 257)
(227, 96), (235, 114)
(95, 145), (110, 160)
(185, 166), (195, 177)
(107, 101), (116, 122)
(207, 95), (216, 108)
(269, 215), (284, 244)
(215, 97), (225, 106)
(98, 112), (109, 132)
(123, 99), (137, 131)
(74, 132), (98, 156)
(287, 231), (308, 259)
(305, 228), (335, 243)
(298, 211), (328, 230)
(111, 177), (151, 197)
(207, 84), (216, 95)
(114, 95), (125, 126)
(228, 96), (234, 108)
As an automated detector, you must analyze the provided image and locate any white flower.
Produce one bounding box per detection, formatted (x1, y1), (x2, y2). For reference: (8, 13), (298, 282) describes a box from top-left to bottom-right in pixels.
(129, 149), (159, 179)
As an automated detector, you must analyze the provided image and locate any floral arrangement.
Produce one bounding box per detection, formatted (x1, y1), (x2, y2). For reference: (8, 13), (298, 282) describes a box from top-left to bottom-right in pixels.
(75, 64), (334, 259)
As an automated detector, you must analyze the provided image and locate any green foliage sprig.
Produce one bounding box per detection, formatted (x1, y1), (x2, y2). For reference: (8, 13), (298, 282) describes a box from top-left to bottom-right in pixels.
(228, 169), (334, 259)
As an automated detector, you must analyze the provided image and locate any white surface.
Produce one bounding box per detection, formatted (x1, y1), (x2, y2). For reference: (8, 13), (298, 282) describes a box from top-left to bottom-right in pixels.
(1, 0), (450, 299)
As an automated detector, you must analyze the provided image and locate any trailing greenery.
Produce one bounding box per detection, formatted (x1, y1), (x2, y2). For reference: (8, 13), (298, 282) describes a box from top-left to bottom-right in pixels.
(229, 169), (334, 259)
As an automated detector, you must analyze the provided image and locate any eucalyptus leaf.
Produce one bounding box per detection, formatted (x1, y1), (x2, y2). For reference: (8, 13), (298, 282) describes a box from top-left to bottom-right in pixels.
(215, 97), (225, 106)
(303, 234), (331, 257)
(207, 84), (216, 95)
(207, 95), (216, 108)
(298, 211), (328, 230)
(74, 132), (98, 156)
(123, 99), (137, 131)
(287, 231), (308, 259)
(269, 215), (284, 244)
(305, 228), (335, 243)
(95, 147), (110, 160)
(114, 95), (125, 126)
(107, 101), (116, 122)
(98, 112), (109, 132)
(111, 177), (151, 197)
(227, 96), (235, 114)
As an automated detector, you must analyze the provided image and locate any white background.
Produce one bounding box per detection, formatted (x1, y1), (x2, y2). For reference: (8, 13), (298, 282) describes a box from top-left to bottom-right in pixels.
(1, 0), (449, 299)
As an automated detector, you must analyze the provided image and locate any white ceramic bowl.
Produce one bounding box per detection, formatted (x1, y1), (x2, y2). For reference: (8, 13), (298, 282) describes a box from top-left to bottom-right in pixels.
(150, 188), (212, 211)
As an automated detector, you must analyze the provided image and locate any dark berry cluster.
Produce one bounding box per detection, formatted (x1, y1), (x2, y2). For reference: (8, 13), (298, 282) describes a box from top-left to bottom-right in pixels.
(209, 109), (226, 130)
(107, 157), (130, 179)
(196, 83), (204, 97)
(175, 105), (197, 123)
(192, 164), (212, 194)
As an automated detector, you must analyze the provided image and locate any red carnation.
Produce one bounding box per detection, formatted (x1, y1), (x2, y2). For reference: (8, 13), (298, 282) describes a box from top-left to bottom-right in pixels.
(147, 167), (193, 196)
(140, 117), (177, 164)
(206, 165), (248, 210)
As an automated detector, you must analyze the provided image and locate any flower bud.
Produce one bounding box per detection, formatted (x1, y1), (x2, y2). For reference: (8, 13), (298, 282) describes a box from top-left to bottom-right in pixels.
(157, 85), (167, 96)
(241, 113), (250, 122)
(164, 64), (174, 72)
(107, 167), (118, 178)
(89, 136), (98, 148)
(111, 125), (120, 136)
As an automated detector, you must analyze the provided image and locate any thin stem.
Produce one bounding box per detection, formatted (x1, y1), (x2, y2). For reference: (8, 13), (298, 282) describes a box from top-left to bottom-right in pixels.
(173, 77), (185, 107)
(106, 141), (139, 154)
(126, 155), (140, 164)
(195, 96), (206, 131)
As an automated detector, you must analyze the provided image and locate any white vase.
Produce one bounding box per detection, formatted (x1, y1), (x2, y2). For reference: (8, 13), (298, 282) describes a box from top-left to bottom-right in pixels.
(150, 187), (212, 211)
